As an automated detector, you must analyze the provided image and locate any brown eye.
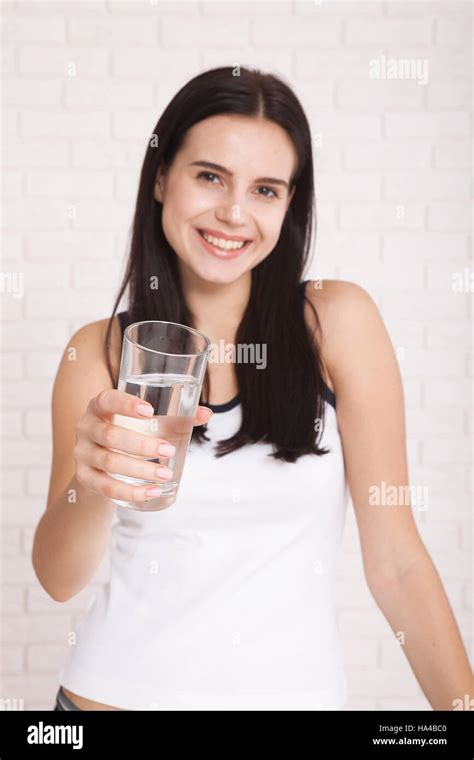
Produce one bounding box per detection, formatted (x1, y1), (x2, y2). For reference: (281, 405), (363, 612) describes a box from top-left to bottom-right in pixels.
(256, 186), (279, 199)
(197, 171), (220, 184)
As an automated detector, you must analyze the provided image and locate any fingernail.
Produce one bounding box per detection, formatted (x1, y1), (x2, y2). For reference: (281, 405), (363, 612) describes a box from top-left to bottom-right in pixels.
(156, 466), (173, 480)
(158, 443), (176, 456)
(137, 403), (154, 417)
(145, 487), (162, 497)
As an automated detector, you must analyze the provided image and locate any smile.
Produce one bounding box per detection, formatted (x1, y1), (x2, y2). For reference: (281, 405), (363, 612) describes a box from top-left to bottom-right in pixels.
(195, 228), (252, 259)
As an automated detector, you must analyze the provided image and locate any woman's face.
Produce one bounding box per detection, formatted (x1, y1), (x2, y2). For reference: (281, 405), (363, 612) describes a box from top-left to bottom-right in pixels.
(154, 114), (297, 284)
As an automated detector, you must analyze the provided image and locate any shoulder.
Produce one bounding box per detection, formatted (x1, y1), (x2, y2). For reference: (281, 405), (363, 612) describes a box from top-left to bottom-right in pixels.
(56, 315), (123, 388)
(67, 315), (122, 355)
(303, 279), (378, 328)
(303, 279), (393, 389)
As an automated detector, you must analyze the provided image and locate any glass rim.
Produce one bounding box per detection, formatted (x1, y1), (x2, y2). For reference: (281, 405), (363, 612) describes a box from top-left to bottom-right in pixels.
(123, 320), (211, 357)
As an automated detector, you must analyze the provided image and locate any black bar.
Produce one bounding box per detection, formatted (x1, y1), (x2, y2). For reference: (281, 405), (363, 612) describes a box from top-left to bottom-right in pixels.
(0, 709), (472, 758)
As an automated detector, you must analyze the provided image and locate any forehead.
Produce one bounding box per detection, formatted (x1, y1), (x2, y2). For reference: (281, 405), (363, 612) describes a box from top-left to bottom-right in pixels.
(177, 114), (298, 178)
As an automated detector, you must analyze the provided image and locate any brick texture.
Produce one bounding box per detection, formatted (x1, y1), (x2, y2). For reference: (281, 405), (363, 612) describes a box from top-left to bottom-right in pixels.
(0, 0), (471, 712)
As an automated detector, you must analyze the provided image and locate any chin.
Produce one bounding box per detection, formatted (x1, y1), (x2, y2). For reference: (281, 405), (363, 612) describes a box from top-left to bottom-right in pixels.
(190, 261), (247, 285)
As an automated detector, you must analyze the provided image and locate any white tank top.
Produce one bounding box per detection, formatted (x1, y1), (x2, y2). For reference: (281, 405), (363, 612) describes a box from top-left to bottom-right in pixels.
(58, 305), (349, 711)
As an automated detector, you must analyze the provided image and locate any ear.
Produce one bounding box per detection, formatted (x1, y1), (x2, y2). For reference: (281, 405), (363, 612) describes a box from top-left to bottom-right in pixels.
(154, 164), (167, 204)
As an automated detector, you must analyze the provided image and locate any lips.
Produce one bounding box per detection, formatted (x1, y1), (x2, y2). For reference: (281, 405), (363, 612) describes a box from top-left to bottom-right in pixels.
(194, 228), (252, 259)
(198, 227), (251, 243)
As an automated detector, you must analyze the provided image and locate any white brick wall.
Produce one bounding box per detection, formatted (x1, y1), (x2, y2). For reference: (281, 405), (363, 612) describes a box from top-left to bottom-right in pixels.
(0, 0), (471, 712)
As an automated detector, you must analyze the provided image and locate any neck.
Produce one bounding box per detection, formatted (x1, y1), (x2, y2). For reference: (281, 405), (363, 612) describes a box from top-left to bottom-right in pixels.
(179, 264), (251, 340)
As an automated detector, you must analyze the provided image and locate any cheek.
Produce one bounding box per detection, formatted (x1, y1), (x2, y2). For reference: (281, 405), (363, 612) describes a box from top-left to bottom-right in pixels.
(161, 182), (211, 255)
(259, 206), (288, 245)
(162, 184), (196, 244)
(163, 181), (211, 231)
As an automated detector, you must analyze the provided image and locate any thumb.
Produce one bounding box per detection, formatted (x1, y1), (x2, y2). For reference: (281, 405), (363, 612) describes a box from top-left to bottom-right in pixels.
(194, 405), (213, 426)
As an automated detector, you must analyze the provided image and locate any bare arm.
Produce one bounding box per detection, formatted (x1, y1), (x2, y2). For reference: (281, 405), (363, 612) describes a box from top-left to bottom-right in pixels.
(313, 280), (473, 710)
(368, 552), (473, 710)
(32, 321), (117, 601)
(33, 474), (117, 603)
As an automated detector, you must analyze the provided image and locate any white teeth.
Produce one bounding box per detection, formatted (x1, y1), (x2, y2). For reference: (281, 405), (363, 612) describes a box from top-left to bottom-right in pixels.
(201, 231), (247, 251)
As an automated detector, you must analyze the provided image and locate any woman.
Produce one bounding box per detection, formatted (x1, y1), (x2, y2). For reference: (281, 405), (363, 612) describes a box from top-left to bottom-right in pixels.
(32, 66), (472, 711)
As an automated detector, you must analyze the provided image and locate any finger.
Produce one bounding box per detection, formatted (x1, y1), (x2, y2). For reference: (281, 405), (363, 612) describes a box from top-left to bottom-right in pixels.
(81, 464), (168, 505)
(193, 405), (213, 426)
(81, 442), (173, 483)
(89, 418), (175, 460)
(93, 388), (155, 421)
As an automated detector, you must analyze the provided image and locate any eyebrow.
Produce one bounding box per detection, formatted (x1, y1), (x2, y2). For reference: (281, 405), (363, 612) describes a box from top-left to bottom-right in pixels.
(188, 160), (290, 190)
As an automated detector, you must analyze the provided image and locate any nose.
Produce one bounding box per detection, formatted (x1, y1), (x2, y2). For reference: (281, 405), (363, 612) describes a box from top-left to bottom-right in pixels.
(214, 190), (249, 228)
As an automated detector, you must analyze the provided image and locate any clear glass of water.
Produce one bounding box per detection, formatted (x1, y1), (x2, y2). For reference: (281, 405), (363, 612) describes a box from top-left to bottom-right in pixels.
(109, 320), (211, 512)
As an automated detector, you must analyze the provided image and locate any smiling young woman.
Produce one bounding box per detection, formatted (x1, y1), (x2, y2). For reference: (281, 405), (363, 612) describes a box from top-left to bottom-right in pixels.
(34, 66), (472, 712)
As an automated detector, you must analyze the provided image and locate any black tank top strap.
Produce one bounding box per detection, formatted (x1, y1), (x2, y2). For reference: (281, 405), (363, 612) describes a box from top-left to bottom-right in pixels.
(116, 310), (129, 338)
(298, 279), (336, 410)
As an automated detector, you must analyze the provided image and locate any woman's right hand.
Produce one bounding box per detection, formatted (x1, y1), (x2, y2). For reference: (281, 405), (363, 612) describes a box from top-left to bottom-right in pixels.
(73, 388), (212, 504)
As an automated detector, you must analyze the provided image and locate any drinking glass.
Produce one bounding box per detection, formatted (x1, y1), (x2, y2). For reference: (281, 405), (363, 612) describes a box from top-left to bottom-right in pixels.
(109, 320), (211, 512)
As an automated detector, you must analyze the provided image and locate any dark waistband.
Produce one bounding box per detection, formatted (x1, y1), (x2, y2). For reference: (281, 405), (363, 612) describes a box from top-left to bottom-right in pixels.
(55, 687), (82, 711)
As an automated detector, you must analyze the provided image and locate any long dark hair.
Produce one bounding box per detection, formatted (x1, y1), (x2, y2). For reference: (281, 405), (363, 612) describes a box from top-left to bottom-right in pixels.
(104, 66), (330, 462)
